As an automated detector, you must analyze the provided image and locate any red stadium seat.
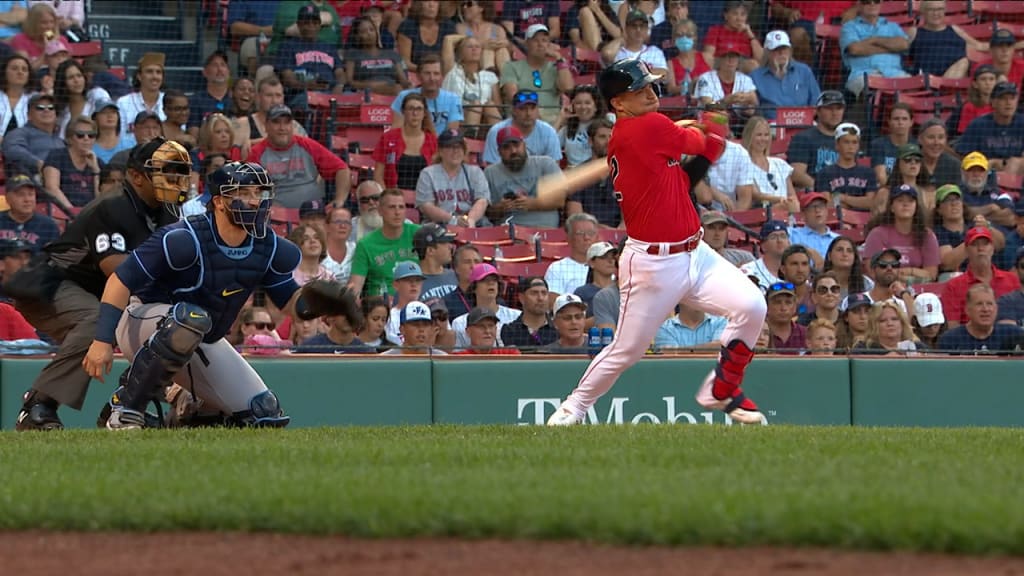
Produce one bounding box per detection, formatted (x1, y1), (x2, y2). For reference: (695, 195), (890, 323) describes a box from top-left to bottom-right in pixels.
(496, 261), (551, 280)
(597, 228), (627, 245)
(341, 126), (385, 153)
(493, 243), (538, 263)
(971, 1), (1024, 23)
(455, 226), (513, 246)
(513, 225), (567, 243)
(269, 206), (300, 234)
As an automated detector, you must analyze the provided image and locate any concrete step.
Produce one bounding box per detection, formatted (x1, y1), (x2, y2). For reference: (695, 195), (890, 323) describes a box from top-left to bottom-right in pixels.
(101, 39), (198, 69)
(87, 15), (183, 42)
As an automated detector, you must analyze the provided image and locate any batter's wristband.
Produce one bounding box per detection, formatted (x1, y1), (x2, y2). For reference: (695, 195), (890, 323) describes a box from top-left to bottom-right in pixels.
(95, 302), (124, 345)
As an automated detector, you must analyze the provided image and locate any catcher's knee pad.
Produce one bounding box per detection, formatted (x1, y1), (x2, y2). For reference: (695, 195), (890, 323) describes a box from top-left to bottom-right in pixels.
(226, 390), (290, 428)
(117, 302), (212, 412)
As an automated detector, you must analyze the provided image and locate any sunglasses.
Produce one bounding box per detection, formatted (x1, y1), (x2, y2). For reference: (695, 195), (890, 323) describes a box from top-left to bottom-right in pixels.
(903, 156), (922, 164)
(816, 285), (842, 295)
(769, 282), (795, 292)
(73, 131), (97, 139)
(34, 104), (55, 111)
(766, 172), (778, 190)
(874, 261), (900, 269)
(246, 321), (274, 330)
(359, 194), (382, 204)
(531, 70), (542, 88)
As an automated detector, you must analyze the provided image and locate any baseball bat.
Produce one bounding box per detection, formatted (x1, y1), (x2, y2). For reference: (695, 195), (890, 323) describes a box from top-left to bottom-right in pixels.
(535, 156), (610, 209)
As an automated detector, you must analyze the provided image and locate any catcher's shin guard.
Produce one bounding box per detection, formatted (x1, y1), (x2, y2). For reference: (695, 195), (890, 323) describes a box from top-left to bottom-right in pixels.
(711, 339), (755, 402)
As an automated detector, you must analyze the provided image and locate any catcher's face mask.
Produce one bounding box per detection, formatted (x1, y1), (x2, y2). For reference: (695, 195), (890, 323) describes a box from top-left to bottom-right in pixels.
(143, 140), (192, 216)
(217, 163), (275, 239)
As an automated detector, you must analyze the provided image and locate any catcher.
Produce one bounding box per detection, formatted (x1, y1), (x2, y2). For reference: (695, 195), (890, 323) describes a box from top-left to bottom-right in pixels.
(82, 161), (358, 430)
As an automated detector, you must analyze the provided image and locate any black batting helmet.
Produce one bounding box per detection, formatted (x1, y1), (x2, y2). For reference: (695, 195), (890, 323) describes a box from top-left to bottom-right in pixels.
(598, 57), (663, 103)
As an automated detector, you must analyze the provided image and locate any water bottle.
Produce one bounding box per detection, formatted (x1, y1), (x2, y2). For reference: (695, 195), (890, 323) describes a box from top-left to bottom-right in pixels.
(600, 327), (614, 348)
(493, 245), (504, 263)
(588, 327), (601, 357)
(681, 71), (691, 97)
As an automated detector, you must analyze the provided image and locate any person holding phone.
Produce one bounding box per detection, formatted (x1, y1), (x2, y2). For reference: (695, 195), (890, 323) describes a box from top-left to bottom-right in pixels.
(484, 125), (562, 228)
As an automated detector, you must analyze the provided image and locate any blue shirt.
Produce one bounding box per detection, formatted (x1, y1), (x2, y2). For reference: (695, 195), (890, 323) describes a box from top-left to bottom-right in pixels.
(996, 230), (1022, 271)
(188, 90), (233, 130)
(750, 62), (821, 119)
(293, 334), (373, 354)
(227, 0), (278, 28)
(788, 225), (839, 258)
(275, 38), (341, 91)
(0, 211), (59, 249)
(654, 314), (727, 350)
(937, 323), (1023, 354)
(839, 16), (908, 80)
(954, 113), (1024, 160)
(0, 1), (27, 40)
(997, 290), (1024, 327)
(391, 88), (464, 135)
(482, 118), (562, 165)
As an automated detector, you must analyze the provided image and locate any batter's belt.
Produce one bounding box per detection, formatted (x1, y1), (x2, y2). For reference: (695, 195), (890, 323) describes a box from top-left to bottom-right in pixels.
(637, 228), (704, 256)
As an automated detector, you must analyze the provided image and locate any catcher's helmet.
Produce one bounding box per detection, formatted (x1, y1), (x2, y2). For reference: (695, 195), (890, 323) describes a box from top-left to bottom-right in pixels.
(598, 57), (663, 103)
(207, 162), (275, 239)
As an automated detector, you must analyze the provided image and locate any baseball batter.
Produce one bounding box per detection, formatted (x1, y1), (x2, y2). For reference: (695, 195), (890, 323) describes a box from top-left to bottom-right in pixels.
(547, 58), (767, 426)
(82, 162), (357, 429)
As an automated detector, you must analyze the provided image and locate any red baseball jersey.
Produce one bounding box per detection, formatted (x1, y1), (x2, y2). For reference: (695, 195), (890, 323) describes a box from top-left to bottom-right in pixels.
(606, 112), (706, 243)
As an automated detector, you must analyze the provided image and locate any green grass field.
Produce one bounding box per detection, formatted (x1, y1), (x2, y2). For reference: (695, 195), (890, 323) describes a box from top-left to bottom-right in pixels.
(2, 425), (1023, 554)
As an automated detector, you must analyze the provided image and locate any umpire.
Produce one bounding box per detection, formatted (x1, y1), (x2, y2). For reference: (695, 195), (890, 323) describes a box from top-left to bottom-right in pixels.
(12, 137), (192, 431)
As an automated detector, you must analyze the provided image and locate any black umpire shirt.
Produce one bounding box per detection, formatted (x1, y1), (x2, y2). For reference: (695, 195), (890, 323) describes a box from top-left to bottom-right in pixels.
(45, 183), (178, 297)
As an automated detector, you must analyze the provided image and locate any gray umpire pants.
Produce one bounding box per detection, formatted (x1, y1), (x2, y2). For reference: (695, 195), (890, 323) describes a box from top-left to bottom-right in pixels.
(18, 280), (101, 410)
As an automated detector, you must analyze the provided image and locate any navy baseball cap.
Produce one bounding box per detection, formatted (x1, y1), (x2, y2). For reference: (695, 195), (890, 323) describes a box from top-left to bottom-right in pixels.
(413, 223), (456, 253)
(991, 28), (1016, 47)
(842, 292), (873, 312)
(267, 104), (293, 120)
(891, 184), (918, 199)
(438, 129), (465, 147)
(513, 91), (539, 108)
(992, 81), (1018, 98)
(0, 238), (35, 258)
(760, 220), (789, 240)
(816, 90), (845, 108)
(297, 3), (320, 22)
(5, 174), (36, 191)
(299, 199), (325, 218)
(134, 110), (160, 125)
(870, 248), (902, 267)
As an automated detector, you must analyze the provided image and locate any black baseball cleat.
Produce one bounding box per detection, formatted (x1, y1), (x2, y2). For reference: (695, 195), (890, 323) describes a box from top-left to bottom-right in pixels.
(16, 397), (64, 431)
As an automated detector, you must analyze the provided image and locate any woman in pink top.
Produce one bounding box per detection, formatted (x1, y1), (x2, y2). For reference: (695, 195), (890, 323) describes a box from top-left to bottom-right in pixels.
(289, 224), (331, 286)
(9, 3), (58, 69)
(862, 184), (940, 283)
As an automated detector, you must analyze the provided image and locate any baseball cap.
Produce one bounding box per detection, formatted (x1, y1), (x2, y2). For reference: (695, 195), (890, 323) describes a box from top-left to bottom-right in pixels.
(717, 42), (743, 57)
(626, 9), (648, 24)
(992, 81), (1018, 98)
(299, 199), (324, 218)
(28, 93), (54, 107)
(393, 261), (426, 281)
(965, 226), (993, 245)
(204, 49), (229, 67)
(267, 104), (293, 120)
(519, 276), (548, 293)
(991, 28), (1016, 46)
(799, 192), (829, 210)
(870, 248), (902, 267)
(766, 281), (796, 299)
(496, 125), (525, 147)
(5, 174), (36, 191)
(891, 184), (918, 199)
(413, 223), (456, 253)
(898, 143), (923, 160)
(553, 293), (586, 315)
(701, 210), (729, 226)
(437, 128), (465, 147)
(399, 301), (432, 324)
(93, 99), (119, 114)
(469, 262), (499, 283)
(0, 238), (35, 258)
(525, 23), (549, 39)
(816, 90), (845, 108)
(973, 64), (997, 79)
(913, 293), (945, 328)
(133, 110), (160, 125)
(961, 151), (989, 171)
(760, 220), (788, 240)
(44, 40), (69, 56)
(586, 241), (616, 260)
(297, 3), (321, 21)
(834, 122), (860, 141)
(764, 30), (791, 51)
(512, 90), (539, 108)
(842, 292), (873, 312)
(466, 306), (499, 326)
(935, 184), (962, 204)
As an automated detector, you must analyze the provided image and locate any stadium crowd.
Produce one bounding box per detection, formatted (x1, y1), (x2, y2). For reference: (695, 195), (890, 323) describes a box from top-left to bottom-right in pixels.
(0, 0), (1022, 357)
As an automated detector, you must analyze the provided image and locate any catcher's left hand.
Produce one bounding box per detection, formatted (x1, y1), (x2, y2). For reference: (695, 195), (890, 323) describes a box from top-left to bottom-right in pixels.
(295, 279), (358, 321)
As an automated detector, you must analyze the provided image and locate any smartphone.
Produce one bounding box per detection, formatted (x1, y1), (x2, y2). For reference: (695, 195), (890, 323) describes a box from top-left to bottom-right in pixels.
(503, 192), (517, 200)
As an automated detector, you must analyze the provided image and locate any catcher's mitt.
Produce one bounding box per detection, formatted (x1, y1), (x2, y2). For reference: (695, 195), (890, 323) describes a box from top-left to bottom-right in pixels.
(296, 278), (359, 321)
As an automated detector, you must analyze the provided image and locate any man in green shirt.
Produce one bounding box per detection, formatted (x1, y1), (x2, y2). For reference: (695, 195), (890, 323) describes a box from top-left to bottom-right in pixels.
(348, 188), (420, 297)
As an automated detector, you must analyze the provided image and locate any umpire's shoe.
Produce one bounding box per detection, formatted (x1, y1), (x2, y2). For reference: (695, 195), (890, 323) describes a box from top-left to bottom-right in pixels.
(15, 390), (64, 431)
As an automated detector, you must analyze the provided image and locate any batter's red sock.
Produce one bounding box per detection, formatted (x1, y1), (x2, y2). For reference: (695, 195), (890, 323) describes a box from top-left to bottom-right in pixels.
(730, 388), (760, 412)
(712, 340), (755, 401)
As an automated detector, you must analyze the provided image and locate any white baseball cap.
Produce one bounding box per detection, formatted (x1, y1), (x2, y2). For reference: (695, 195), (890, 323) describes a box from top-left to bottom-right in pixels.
(553, 293), (586, 315)
(834, 122), (861, 141)
(400, 301), (432, 324)
(913, 293), (945, 327)
(586, 241), (616, 260)
(525, 23), (549, 39)
(765, 30), (791, 51)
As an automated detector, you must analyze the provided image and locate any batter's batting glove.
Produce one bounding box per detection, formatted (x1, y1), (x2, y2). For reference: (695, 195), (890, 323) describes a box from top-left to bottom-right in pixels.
(296, 279), (359, 321)
(701, 132), (728, 164)
(698, 111), (731, 140)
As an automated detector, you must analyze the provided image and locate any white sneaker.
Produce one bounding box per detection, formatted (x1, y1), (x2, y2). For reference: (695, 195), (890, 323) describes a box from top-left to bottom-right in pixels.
(546, 402), (583, 426)
(695, 371), (765, 425)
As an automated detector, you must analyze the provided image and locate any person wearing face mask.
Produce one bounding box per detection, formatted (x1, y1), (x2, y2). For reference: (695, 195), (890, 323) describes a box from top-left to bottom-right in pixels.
(664, 18), (710, 97)
(750, 30), (820, 119)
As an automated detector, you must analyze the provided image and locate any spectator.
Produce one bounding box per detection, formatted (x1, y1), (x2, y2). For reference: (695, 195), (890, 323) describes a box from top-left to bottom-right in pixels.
(701, 210), (754, 267)
(483, 125), (562, 228)
(30, 0), (82, 32)
(0, 235), (32, 279)
(958, 152), (1017, 228)
(703, 139), (755, 211)
(0, 173), (58, 248)
(483, 90), (561, 165)
(787, 90), (845, 190)
(701, 0), (763, 75)
(778, 244), (814, 315)
(974, 28), (1024, 90)
(116, 52), (165, 139)
(862, 247), (917, 316)
(602, 10), (670, 83)
(907, 0), (984, 79)
(190, 112), (242, 189)
(442, 243), (483, 318)
(42, 114), (99, 210)
(53, 59), (110, 138)
(293, 303), (370, 354)
(81, 54), (130, 101)
(917, 118), (960, 188)
(89, 99), (128, 165)
(0, 0), (26, 43)
(391, 53), (463, 134)
(741, 220), (790, 288)
(451, 263), (521, 348)
(238, 306), (289, 355)
(384, 260), (427, 344)
(941, 226), (1021, 327)
(0, 53), (32, 140)
(815, 122), (877, 213)
(501, 276), (557, 351)
(566, 0), (621, 53)
(850, 300), (923, 355)
(839, 0), (910, 97)
(957, 65), (997, 136)
(751, 30), (820, 118)
(654, 297), (727, 352)
(188, 50), (232, 139)
(276, 5), (345, 107)
(454, 307), (522, 355)
(565, 119), (622, 228)
(441, 36), (502, 128)
(798, 271), (841, 326)
(413, 222), (458, 303)
(375, 92), (438, 190)
(2, 92), (62, 177)
(266, 0), (341, 60)
(574, 240), (617, 314)
(543, 293), (589, 354)
(649, 0), (688, 58)
(227, 78), (256, 118)
(430, 299), (457, 350)
(397, 0), (455, 73)
(545, 213), (600, 300)
(288, 224), (330, 286)
(996, 247), (1024, 327)
(501, 0), (561, 42)
(863, 186), (940, 283)
(997, 202), (1024, 272)
(592, 270), (621, 331)
(226, 0), (277, 78)
(357, 295), (395, 350)
(161, 89), (195, 151)
(694, 45), (757, 128)
(37, 37), (68, 92)
(247, 104), (350, 208)
(9, 2), (54, 69)
(876, 143), (933, 213)
(933, 184), (1006, 279)
(321, 205), (356, 285)
(555, 85), (608, 169)
(345, 3), (396, 50)
(449, 1), (510, 74)
(345, 16), (409, 97)
(788, 192), (838, 264)
(416, 128), (489, 227)
(765, 281), (806, 354)
(380, 301), (448, 355)
(955, 82), (1024, 174)
(500, 24), (574, 126)
(822, 235), (873, 299)
(233, 76), (309, 159)
(938, 284), (1022, 354)
(743, 116), (798, 210)
(806, 318), (838, 355)
(108, 110), (162, 170)
(348, 188), (418, 297)
(351, 180), (385, 241)
(912, 291), (947, 348)
(869, 102), (912, 187)
(664, 18), (711, 97)
(837, 291), (872, 349)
